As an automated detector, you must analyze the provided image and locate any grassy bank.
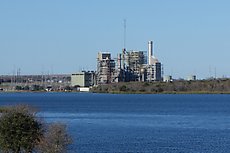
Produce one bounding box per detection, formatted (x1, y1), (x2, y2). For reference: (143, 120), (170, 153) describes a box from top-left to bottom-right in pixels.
(91, 79), (230, 94)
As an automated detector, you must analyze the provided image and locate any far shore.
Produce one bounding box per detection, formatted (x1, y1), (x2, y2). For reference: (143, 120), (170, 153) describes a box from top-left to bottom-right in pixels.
(2, 78), (230, 95)
(90, 79), (230, 95)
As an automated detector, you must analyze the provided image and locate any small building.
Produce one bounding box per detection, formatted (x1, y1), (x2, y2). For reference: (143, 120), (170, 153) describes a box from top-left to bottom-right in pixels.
(146, 58), (162, 82)
(187, 75), (196, 81)
(163, 75), (173, 82)
(71, 71), (95, 87)
(79, 87), (90, 92)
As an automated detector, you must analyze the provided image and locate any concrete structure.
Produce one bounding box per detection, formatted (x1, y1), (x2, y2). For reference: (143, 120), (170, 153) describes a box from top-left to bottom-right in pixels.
(147, 62), (162, 81)
(126, 50), (146, 81)
(164, 75), (173, 82)
(79, 87), (90, 92)
(126, 50), (146, 69)
(95, 40), (163, 84)
(148, 41), (153, 65)
(97, 52), (116, 84)
(146, 41), (162, 82)
(71, 71), (95, 87)
(187, 75), (196, 81)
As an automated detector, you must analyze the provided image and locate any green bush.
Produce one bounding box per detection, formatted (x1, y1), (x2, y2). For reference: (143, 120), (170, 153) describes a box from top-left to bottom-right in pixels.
(119, 85), (127, 92)
(0, 105), (72, 153)
(0, 105), (43, 153)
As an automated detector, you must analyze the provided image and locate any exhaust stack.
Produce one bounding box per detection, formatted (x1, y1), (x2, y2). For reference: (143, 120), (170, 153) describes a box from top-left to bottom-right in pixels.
(148, 41), (153, 65)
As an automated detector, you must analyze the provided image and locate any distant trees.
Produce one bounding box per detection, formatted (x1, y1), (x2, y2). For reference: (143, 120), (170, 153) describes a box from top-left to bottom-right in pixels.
(0, 105), (72, 153)
(119, 85), (127, 92)
(15, 85), (23, 90)
(24, 85), (30, 90)
(64, 86), (72, 91)
(91, 79), (230, 94)
(31, 85), (44, 91)
(14, 85), (31, 91)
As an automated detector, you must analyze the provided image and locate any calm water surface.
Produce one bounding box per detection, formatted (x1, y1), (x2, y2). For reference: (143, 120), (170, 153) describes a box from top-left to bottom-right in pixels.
(0, 93), (230, 152)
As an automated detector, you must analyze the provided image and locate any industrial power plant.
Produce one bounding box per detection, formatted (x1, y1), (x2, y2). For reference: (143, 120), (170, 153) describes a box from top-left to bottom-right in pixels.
(71, 40), (163, 88)
(0, 40), (200, 92)
(97, 40), (162, 84)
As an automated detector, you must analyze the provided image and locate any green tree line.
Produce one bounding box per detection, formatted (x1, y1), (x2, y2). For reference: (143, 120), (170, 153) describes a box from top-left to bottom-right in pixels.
(91, 79), (230, 94)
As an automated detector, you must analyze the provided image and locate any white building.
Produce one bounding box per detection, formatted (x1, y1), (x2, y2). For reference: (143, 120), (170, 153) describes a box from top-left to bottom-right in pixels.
(187, 75), (196, 81)
(146, 41), (162, 82)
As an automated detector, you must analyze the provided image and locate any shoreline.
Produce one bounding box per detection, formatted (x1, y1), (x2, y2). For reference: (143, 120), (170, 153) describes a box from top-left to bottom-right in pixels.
(90, 79), (230, 94)
(1, 88), (229, 94)
(92, 91), (230, 94)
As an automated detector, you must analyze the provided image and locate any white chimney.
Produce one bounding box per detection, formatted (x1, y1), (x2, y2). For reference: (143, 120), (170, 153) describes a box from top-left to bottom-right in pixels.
(148, 41), (153, 65)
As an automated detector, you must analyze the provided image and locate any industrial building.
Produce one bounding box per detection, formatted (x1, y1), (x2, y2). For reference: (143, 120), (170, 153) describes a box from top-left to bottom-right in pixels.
(163, 75), (173, 82)
(126, 50), (146, 81)
(187, 75), (196, 81)
(71, 71), (95, 87)
(96, 52), (116, 84)
(95, 40), (163, 84)
(146, 41), (162, 82)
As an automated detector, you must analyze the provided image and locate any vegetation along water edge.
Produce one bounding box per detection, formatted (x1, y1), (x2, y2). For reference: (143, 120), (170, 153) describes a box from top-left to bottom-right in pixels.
(91, 79), (230, 94)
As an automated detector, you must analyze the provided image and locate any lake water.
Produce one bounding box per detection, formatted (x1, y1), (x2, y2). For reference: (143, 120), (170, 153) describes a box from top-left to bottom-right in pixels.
(0, 93), (230, 152)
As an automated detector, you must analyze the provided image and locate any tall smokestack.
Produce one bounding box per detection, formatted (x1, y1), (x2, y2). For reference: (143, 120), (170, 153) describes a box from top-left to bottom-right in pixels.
(148, 41), (153, 65)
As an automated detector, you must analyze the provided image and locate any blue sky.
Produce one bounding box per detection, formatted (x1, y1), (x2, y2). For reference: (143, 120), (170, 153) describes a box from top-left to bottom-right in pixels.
(0, 0), (230, 79)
